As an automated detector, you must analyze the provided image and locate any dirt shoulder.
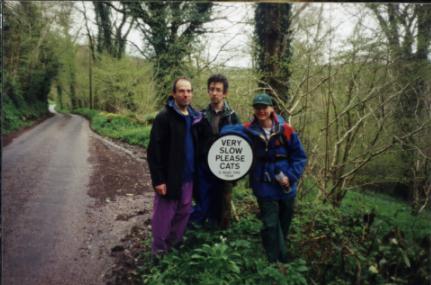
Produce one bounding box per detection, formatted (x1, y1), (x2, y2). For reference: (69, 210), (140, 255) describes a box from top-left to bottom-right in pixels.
(88, 135), (154, 285)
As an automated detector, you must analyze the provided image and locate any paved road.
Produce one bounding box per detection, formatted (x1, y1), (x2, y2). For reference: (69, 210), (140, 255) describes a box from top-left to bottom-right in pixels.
(2, 112), (103, 285)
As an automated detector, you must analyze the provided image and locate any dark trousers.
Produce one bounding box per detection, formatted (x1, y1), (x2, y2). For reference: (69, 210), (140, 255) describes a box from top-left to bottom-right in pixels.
(210, 181), (232, 229)
(257, 196), (295, 263)
(190, 167), (233, 229)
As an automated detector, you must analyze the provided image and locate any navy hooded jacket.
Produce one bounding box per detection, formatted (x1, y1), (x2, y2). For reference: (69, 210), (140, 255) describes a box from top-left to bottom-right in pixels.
(147, 97), (209, 200)
(221, 113), (307, 199)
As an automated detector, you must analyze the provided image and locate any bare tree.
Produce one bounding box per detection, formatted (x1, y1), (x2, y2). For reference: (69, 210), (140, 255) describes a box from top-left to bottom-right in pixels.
(288, 4), (431, 207)
(367, 3), (431, 213)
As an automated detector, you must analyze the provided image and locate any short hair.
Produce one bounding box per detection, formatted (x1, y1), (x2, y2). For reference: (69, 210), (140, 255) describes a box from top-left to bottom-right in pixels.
(207, 74), (229, 94)
(172, 76), (192, 93)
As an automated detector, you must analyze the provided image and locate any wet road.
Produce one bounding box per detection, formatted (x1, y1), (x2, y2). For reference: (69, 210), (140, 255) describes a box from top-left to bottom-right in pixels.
(3, 112), (106, 285)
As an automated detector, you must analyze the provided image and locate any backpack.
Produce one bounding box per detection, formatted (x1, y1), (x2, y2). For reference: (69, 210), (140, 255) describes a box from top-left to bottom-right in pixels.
(277, 122), (294, 147)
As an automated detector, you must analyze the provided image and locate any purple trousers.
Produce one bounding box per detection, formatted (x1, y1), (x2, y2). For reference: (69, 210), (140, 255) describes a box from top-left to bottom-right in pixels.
(151, 181), (193, 255)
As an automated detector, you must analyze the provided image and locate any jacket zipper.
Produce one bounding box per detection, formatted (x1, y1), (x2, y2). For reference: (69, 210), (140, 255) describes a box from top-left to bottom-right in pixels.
(259, 131), (279, 152)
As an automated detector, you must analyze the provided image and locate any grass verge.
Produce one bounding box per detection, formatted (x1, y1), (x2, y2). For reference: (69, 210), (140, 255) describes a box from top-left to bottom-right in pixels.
(73, 108), (152, 148)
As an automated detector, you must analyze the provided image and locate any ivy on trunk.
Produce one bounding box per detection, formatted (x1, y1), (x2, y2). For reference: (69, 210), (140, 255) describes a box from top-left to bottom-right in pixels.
(254, 3), (293, 115)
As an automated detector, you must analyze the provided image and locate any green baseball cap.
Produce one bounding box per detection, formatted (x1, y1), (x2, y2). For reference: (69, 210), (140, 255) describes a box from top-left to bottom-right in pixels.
(252, 93), (273, 107)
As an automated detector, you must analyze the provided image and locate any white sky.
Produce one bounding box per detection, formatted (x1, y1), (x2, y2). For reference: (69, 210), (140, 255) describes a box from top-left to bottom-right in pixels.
(72, 2), (372, 69)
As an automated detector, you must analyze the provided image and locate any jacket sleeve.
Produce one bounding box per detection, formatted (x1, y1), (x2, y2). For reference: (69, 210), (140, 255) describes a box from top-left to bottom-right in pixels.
(147, 111), (169, 187)
(231, 112), (241, 124)
(198, 118), (213, 163)
(220, 124), (248, 141)
(285, 132), (307, 185)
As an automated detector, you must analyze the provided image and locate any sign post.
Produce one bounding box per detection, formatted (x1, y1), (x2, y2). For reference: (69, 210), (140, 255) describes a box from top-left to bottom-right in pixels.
(207, 134), (253, 181)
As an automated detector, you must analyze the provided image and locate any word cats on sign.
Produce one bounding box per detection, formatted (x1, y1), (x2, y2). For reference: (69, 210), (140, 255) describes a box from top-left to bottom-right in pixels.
(208, 134), (253, 181)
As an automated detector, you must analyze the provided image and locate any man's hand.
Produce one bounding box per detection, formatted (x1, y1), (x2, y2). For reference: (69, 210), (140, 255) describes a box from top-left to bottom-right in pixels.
(279, 176), (290, 188)
(154, 184), (167, 196)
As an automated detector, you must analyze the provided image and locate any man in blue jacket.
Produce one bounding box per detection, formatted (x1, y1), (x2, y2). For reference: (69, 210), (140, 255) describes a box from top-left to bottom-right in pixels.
(221, 93), (307, 263)
(147, 77), (209, 256)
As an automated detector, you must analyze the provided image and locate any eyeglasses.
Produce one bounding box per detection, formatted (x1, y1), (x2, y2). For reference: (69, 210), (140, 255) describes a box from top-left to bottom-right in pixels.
(208, 87), (224, 93)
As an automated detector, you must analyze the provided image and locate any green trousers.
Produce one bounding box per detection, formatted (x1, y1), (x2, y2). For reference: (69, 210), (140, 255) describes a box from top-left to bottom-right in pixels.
(257, 196), (295, 263)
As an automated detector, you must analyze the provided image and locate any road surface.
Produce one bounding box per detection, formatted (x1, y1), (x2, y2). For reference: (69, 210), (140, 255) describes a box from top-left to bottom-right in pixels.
(2, 111), (152, 285)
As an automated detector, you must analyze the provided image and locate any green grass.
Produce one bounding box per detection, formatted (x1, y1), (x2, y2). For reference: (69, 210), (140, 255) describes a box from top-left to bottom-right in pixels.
(73, 108), (152, 148)
(297, 176), (431, 240)
(341, 190), (431, 239)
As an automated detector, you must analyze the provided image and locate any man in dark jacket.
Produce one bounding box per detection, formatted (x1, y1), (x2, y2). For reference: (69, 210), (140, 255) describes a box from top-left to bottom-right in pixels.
(147, 77), (208, 256)
(190, 74), (240, 229)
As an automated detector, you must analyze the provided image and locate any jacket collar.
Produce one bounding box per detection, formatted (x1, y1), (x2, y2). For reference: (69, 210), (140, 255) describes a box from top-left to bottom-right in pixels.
(166, 96), (202, 123)
(205, 101), (234, 117)
(246, 112), (283, 137)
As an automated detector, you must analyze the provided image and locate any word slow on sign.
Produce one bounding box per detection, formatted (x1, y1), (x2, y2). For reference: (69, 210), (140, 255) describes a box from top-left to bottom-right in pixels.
(207, 134), (253, 181)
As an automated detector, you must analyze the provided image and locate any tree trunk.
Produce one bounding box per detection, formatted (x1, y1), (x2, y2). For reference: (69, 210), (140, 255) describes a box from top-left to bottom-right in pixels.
(254, 3), (292, 116)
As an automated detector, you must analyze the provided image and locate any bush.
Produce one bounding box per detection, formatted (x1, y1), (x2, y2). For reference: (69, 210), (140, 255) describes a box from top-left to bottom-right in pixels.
(2, 94), (49, 134)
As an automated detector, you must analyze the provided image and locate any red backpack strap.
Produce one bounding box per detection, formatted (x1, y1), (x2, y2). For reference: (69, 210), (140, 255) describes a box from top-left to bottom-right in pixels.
(243, 122), (252, 129)
(282, 123), (294, 142)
